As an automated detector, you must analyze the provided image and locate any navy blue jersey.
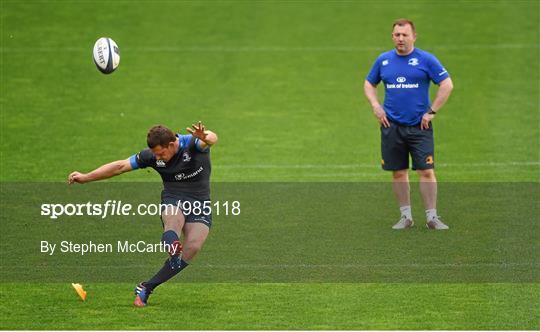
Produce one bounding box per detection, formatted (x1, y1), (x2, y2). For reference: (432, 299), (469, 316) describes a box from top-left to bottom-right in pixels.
(366, 48), (450, 126)
(129, 134), (211, 199)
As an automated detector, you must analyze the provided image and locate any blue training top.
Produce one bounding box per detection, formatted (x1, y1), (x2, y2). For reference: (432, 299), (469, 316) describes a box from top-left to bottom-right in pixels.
(366, 48), (449, 126)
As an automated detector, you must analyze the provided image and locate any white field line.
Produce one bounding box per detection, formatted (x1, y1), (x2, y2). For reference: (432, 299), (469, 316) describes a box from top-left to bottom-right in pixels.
(216, 161), (540, 169)
(1, 44), (539, 53)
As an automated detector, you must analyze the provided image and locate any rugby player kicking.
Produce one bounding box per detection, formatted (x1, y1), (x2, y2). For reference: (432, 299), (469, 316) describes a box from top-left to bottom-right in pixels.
(68, 122), (217, 306)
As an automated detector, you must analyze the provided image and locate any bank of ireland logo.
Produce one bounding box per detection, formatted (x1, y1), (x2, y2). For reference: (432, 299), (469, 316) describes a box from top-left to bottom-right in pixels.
(156, 160), (166, 167)
(182, 151), (191, 162)
(408, 58), (419, 66)
(396, 77), (406, 83)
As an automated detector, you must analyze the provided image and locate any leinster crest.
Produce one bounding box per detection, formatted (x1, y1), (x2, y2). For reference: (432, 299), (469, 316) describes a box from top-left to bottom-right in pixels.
(182, 151), (191, 162)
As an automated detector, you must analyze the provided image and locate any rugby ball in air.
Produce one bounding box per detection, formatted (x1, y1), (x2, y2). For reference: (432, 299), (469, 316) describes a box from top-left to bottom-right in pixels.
(93, 37), (120, 74)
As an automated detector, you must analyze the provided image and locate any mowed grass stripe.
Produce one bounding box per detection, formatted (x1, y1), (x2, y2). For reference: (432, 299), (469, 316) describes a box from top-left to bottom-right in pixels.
(0, 283), (538, 330)
(2, 2), (539, 183)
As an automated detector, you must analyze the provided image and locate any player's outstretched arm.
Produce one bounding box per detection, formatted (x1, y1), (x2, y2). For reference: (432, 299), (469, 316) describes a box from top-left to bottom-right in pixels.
(68, 159), (133, 184)
(186, 121), (218, 150)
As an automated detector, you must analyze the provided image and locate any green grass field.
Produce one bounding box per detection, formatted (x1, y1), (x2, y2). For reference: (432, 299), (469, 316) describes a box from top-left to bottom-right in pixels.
(1, 0), (539, 330)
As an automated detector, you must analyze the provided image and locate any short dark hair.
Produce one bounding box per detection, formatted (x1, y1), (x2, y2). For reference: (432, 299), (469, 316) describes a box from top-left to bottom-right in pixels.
(147, 125), (176, 148)
(392, 18), (416, 33)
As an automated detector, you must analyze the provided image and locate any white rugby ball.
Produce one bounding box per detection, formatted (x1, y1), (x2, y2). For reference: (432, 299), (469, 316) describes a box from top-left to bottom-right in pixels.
(93, 37), (120, 74)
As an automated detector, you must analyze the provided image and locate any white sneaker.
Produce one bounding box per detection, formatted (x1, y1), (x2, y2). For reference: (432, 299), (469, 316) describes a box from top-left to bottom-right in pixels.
(392, 216), (414, 229)
(426, 217), (449, 230)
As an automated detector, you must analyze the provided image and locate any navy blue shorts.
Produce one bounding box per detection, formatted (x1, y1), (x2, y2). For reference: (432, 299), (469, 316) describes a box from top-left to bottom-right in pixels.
(160, 193), (212, 228)
(381, 121), (435, 171)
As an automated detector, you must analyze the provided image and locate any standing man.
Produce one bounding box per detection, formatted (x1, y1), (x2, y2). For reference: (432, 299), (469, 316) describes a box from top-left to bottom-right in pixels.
(364, 19), (453, 230)
(68, 122), (217, 306)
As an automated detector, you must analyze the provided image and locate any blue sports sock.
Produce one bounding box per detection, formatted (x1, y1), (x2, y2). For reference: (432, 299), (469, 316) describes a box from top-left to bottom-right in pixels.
(144, 258), (189, 291)
(143, 230), (186, 292)
(161, 230), (182, 257)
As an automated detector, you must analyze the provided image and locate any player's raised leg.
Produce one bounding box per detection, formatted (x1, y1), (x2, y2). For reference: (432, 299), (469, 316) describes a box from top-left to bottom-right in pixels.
(134, 205), (187, 307)
(392, 169), (414, 229)
(417, 169), (448, 230)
